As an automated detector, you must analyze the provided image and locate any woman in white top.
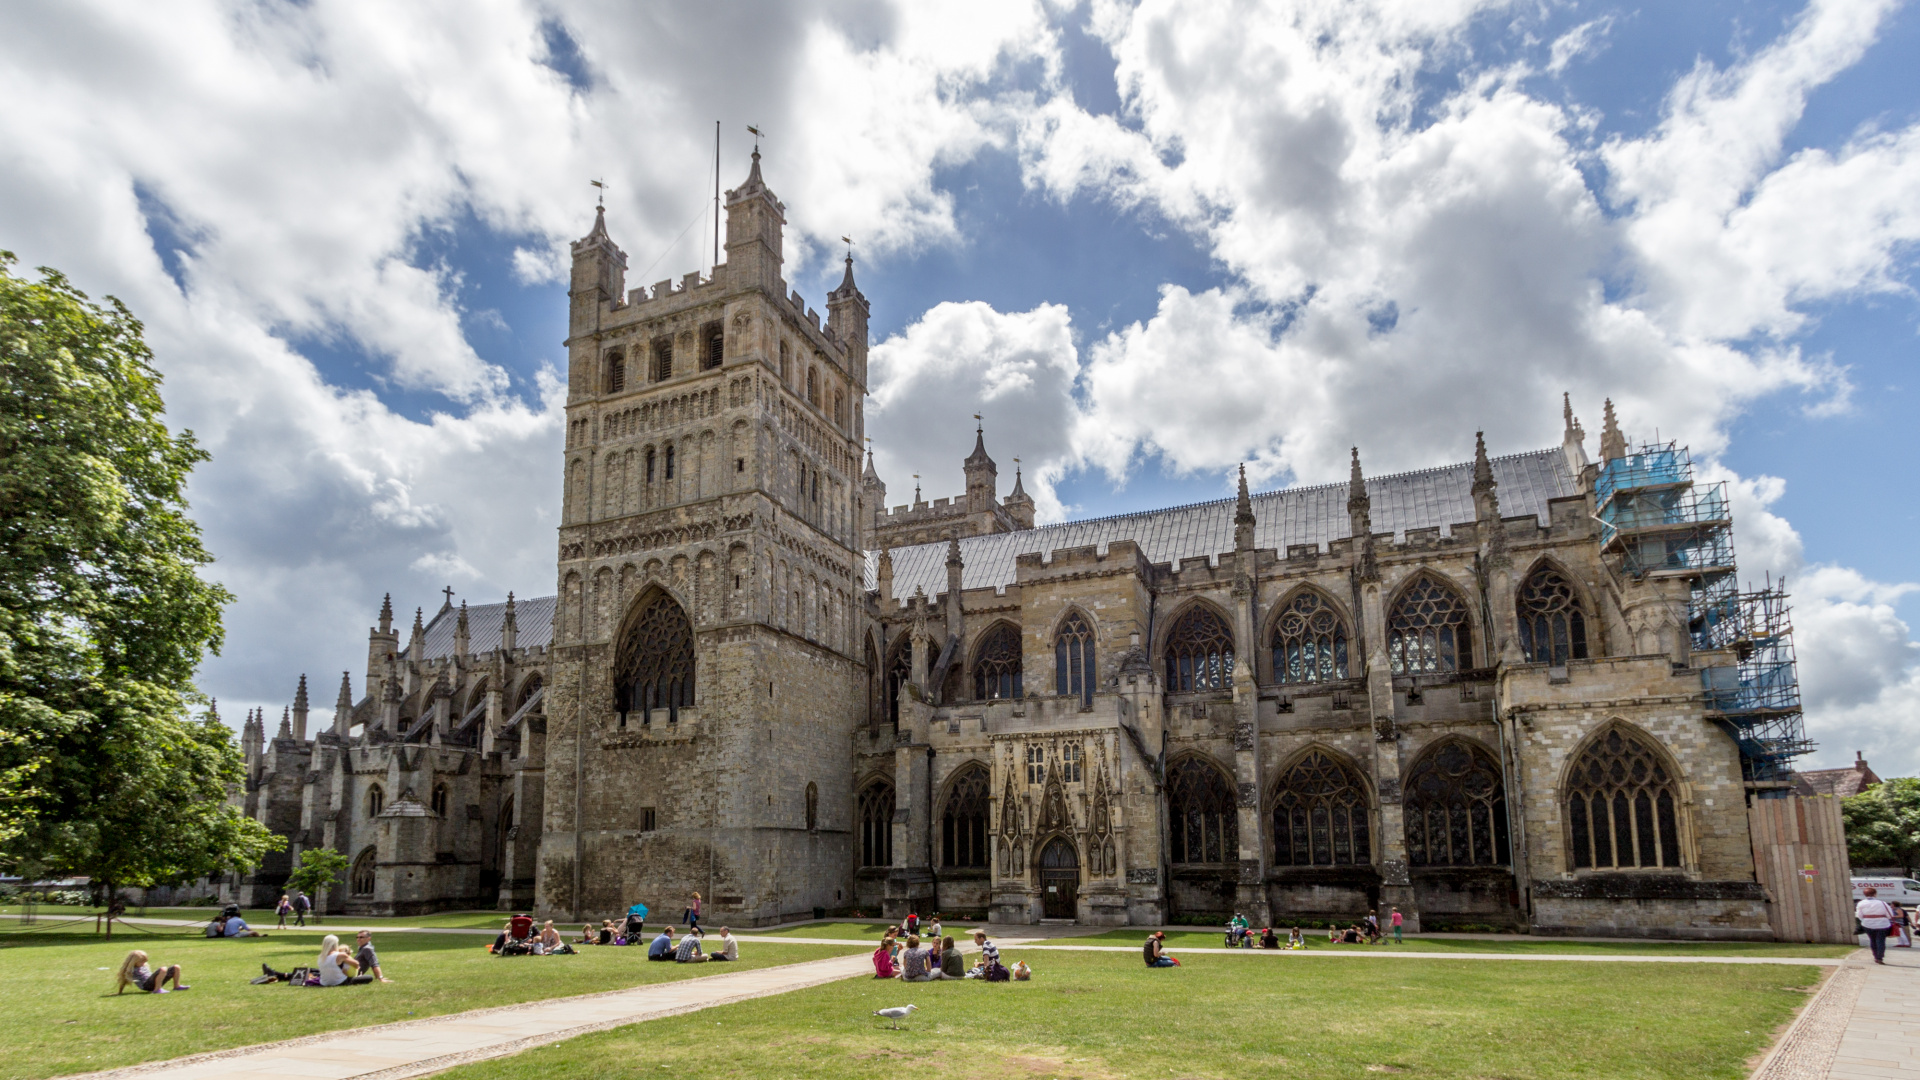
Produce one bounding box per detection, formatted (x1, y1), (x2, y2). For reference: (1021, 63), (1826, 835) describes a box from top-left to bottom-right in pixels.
(317, 934), (371, 985)
(1857, 886), (1897, 965)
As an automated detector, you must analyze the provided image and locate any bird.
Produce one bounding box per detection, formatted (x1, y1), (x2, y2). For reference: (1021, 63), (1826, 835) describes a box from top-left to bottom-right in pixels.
(872, 1004), (917, 1029)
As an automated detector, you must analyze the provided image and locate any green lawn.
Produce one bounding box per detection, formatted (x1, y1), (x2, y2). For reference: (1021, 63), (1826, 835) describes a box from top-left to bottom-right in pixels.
(1051, 927), (1856, 958)
(437, 948), (1823, 1080)
(0, 929), (862, 1080)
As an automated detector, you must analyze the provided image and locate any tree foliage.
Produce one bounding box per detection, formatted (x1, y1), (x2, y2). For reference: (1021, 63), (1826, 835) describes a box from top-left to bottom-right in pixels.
(1842, 778), (1920, 875)
(0, 251), (279, 888)
(285, 847), (348, 900)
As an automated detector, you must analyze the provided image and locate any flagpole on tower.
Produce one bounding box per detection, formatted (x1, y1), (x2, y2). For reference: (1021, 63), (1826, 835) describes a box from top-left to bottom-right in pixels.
(713, 121), (721, 268)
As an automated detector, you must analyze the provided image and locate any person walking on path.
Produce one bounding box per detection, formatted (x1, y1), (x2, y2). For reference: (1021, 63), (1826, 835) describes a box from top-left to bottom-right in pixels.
(1390, 908), (1403, 944)
(683, 891), (701, 931)
(1858, 886), (1898, 965)
(275, 895), (292, 930)
(293, 892), (311, 926)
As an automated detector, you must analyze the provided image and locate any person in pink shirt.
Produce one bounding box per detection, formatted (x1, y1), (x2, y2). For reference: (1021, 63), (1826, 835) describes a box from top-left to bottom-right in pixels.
(1390, 907), (1404, 944)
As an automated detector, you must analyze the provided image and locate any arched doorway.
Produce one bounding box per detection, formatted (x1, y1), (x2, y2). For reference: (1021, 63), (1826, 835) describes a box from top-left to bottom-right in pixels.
(1039, 837), (1079, 920)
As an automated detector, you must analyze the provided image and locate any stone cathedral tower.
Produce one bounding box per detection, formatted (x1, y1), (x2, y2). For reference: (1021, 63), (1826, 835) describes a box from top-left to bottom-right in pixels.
(541, 150), (872, 922)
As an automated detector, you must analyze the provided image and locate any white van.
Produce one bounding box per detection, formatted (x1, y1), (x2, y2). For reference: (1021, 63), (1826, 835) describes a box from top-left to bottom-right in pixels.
(1851, 877), (1920, 906)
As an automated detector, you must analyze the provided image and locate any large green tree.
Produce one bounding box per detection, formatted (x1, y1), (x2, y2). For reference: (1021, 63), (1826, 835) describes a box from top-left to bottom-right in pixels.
(1844, 778), (1920, 876)
(0, 251), (279, 894)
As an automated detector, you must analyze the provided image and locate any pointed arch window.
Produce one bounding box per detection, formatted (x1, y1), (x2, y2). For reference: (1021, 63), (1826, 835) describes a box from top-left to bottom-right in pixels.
(972, 623), (1024, 700)
(1567, 727), (1683, 870)
(1518, 565), (1589, 665)
(1388, 574), (1473, 674)
(701, 322), (723, 370)
(430, 785), (449, 817)
(1272, 591), (1348, 684)
(941, 766), (990, 868)
(650, 336), (672, 382)
(858, 781), (894, 867)
(806, 367), (819, 406)
(1055, 613), (1096, 707)
(1272, 752), (1371, 866)
(366, 784), (384, 818)
(1167, 757), (1237, 865)
(885, 636), (912, 731)
(1164, 606), (1234, 693)
(1404, 740), (1509, 867)
(645, 447), (656, 484)
(605, 349), (625, 394)
(613, 594), (695, 725)
(514, 673), (543, 713)
(350, 847), (377, 895)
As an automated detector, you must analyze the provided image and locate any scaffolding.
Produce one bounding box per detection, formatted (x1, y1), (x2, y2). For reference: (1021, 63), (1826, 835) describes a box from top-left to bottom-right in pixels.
(1596, 443), (1811, 788)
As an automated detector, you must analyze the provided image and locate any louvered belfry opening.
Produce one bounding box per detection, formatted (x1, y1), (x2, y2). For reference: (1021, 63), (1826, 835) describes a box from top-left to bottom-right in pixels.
(613, 593), (694, 726)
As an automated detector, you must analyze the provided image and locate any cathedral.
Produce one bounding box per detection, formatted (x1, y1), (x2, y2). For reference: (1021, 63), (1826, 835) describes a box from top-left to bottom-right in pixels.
(228, 151), (1820, 939)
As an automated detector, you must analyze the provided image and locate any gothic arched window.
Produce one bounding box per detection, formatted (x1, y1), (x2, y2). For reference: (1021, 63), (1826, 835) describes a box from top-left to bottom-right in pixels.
(351, 847), (377, 895)
(1167, 757), (1237, 865)
(1165, 606), (1234, 693)
(605, 349), (625, 394)
(1404, 739), (1509, 867)
(1566, 727), (1683, 870)
(1272, 751), (1371, 866)
(1055, 613), (1096, 707)
(514, 673), (543, 713)
(366, 784), (384, 818)
(858, 781), (894, 867)
(973, 623), (1024, 700)
(806, 367), (819, 406)
(941, 765), (990, 868)
(1388, 574), (1473, 674)
(885, 636), (912, 730)
(613, 594), (695, 725)
(1518, 564), (1590, 665)
(431, 784), (449, 817)
(1272, 591), (1348, 684)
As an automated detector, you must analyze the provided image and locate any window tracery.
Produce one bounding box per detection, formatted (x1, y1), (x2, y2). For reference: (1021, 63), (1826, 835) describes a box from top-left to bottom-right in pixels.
(1167, 757), (1237, 864)
(366, 784), (384, 817)
(1388, 574), (1473, 674)
(1272, 752), (1371, 866)
(350, 848), (376, 895)
(1404, 740), (1509, 867)
(941, 766), (989, 868)
(972, 623), (1024, 700)
(858, 781), (894, 867)
(1055, 613), (1096, 707)
(1518, 565), (1590, 665)
(1164, 606), (1234, 693)
(613, 594), (695, 725)
(1566, 727), (1683, 870)
(1272, 591), (1348, 684)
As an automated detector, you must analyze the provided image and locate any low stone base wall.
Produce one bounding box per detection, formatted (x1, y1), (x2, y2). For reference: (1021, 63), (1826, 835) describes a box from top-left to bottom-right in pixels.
(1532, 879), (1773, 940)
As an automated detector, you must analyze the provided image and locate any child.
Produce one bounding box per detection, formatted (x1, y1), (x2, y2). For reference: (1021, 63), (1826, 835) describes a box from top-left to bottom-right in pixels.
(115, 950), (188, 994)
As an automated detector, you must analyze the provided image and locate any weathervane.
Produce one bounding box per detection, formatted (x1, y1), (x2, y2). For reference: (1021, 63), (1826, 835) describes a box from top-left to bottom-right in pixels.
(590, 178), (607, 206)
(974, 412), (983, 434)
(747, 124), (764, 149)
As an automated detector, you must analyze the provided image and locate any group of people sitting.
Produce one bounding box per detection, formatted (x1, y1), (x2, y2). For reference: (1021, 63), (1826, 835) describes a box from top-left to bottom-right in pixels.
(872, 917), (1020, 982)
(576, 909), (650, 947)
(491, 915), (577, 955)
(204, 904), (267, 938)
(254, 931), (390, 985)
(1219, 907), (1405, 948)
(642, 925), (738, 963)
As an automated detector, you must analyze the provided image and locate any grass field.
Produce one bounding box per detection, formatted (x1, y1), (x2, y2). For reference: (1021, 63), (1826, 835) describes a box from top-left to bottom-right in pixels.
(0, 928), (862, 1080)
(1052, 927), (1858, 958)
(0, 906), (528, 930)
(436, 947), (1824, 1080)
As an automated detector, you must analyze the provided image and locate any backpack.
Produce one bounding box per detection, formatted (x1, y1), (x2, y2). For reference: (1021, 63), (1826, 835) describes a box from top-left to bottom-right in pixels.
(985, 960), (1011, 983)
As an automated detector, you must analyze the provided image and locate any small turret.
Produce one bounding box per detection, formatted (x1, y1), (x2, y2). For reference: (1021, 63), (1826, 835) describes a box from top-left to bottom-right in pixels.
(1003, 460), (1035, 530)
(1561, 392), (1590, 477)
(1348, 447), (1378, 583)
(242, 707), (264, 762)
(877, 548), (895, 605)
(501, 592), (518, 653)
(332, 671), (353, 737)
(963, 422), (998, 514)
(277, 706), (292, 740)
(378, 592), (393, 635)
(291, 673), (309, 740)
(453, 599), (470, 658)
(723, 147), (786, 293)
(1233, 464), (1255, 552)
(1471, 431), (1499, 522)
(409, 607), (425, 662)
(1599, 398), (1627, 463)
(827, 252), (871, 387)
(945, 537), (964, 635)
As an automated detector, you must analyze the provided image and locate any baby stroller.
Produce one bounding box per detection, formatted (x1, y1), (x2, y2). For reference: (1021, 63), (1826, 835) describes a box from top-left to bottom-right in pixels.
(497, 914), (536, 955)
(624, 903), (649, 942)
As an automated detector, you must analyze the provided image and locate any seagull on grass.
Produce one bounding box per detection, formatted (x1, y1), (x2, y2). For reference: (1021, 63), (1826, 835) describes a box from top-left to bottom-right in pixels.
(872, 1004), (917, 1029)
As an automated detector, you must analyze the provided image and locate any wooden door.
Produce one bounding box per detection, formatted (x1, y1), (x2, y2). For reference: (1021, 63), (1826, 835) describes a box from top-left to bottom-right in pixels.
(1040, 837), (1079, 919)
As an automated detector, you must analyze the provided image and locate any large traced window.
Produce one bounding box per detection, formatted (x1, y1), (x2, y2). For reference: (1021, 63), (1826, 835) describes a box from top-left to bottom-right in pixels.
(351, 847), (377, 895)
(1388, 574), (1473, 674)
(858, 781), (894, 867)
(1272, 751), (1371, 866)
(1168, 757), (1237, 865)
(1164, 606), (1235, 693)
(1055, 613), (1096, 707)
(885, 637), (912, 730)
(1517, 564), (1590, 666)
(941, 765), (990, 868)
(972, 623), (1024, 700)
(1566, 727), (1683, 870)
(1404, 740), (1509, 867)
(613, 594), (695, 724)
(1272, 590), (1349, 684)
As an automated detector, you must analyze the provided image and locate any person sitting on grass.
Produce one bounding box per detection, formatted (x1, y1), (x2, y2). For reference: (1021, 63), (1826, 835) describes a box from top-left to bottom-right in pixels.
(1260, 927), (1278, 949)
(646, 927), (676, 961)
(1288, 927), (1304, 950)
(598, 920), (615, 946)
(1340, 925), (1364, 944)
(1142, 931), (1178, 968)
(940, 935), (965, 979)
(539, 921), (575, 955)
(927, 913), (944, 946)
(900, 934), (942, 982)
(318, 935), (373, 986)
(872, 935), (899, 978)
(674, 928), (707, 963)
(223, 911), (265, 938)
(709, 927), (738, 962)
(115, 950), (188, 994)
(355, 930), (392, 982)
(578, 923), (597, 946)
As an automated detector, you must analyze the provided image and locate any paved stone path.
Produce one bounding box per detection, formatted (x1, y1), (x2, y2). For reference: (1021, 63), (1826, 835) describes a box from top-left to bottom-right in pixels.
(1024, 942), (1847, 965)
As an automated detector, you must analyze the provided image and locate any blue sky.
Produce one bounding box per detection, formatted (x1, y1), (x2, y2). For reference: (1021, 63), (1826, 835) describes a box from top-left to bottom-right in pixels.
(1, 0), (1917, 772)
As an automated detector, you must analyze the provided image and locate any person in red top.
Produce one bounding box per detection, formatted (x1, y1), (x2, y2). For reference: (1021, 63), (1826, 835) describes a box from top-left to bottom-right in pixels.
(1390, 907), (1404, 944)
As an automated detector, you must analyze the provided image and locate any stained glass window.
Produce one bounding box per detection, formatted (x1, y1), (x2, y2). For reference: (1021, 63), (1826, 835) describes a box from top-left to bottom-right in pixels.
(941, 766), (990, 868)
(1272, 752), (1371, 866)
(1165, 606), (1234, 693)
(1272, 591), (1348, 684)
(1566, 728), (1683, 870)
(973, 623), (1024, 700)
(1404, 739), (1509, 867)
(1389, 574), (1473, 674)
(1518, 565), (1590, 665)
(1168, 757), (1237, 864)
